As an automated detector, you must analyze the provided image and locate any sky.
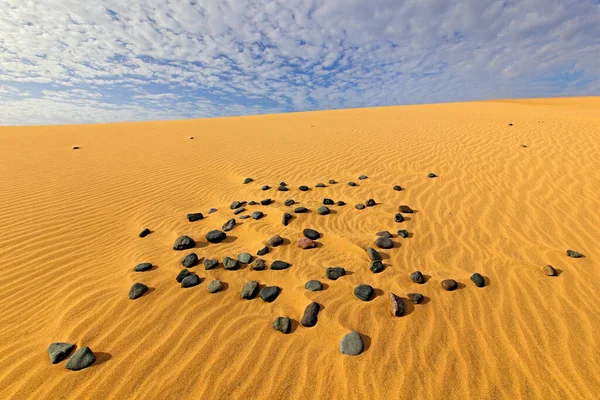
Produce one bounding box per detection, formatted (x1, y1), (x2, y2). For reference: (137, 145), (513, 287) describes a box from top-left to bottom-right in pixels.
(1, 0), (599, 125)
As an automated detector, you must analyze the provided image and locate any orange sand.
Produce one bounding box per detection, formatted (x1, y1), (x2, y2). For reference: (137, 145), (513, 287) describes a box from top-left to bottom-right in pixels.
(0, 97), (599, 399)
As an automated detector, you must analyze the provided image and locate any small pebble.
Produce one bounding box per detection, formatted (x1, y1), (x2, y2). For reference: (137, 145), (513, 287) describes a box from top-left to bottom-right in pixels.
(272, 317), (291, 334)
(139, 228), (151, 238)
(542, 264), (557, 276)
(294, 207), (309, 213)
(428, 173), (437, 178)
(410, 271), (425, 284)
(299, 185), (310, 191)
(388, 292), (405, 316)
(134, 262), (153, 272)
(257, 246), (269, 256)
(129, 283), (148, 299)
(366, 199), (376, 207)
(301, 302), (320, 327)
(251, 211), (264, 220)
(393, 185), (402, 191)
(207, 280), (223, 293)
(354, 284), (374, 301)
(407, 293), (424, 304)
(566, 249), (583, 258)
(260, 199), (272, 206)
(181, 274), (201, 288)
(340, 331), (364, 356)
(303, 228), (321, 240)
(243, 177), (253, 184)
(470, 273), (485, 287)
(268, 235), (284, 247)
(284, 199), (295, 206)
(204, 259), (219, 270)
(441, 279), (458, 291)
(394, 213), (404, 223)
(399, 205), (413, 213)
(252, 258), (267, 271)
(358, 175), (368, 180)
(223, 256), (239, 270)
(348, 182), (357, 186)
(176, 269), (191, 282)
(397, 230), (409, 238)
(282, 213), (293, 226)
(305, 280), (322, 291)
(262, 185), (270, 190)
(355, 204), (366, 210)
(317, 206), (330, 215)
(271, 260), (290, 270)
(326, 267), (346, 280)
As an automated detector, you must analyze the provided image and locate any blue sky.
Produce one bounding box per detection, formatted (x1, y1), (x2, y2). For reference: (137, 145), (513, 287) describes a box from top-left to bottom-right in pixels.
(1, 0), (599, 125)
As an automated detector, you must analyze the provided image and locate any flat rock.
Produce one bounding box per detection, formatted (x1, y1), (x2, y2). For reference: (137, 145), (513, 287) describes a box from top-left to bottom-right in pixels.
(208, 208), (218, 214)
(355, 204), (365, 210)
(251, 211), (264, 220)
(358, 175), (368, 180)
(393, 185), (402, 191)
(567, 249), (583, 258)
(233, 207), (246, 215)
(262, 185), (270, 191)
(260, 199), (273, 206)
(181, 253), (199, 268)
(294, 206), (309, 213)
(354, 284), (374, 301)
(173, 235), (195, 250)
(243, 177), (253, 184)
(238, 252), (252, 264)
(239, 215), (250, 219)
(441, 279), (458, 291)
(297, 237), (316, 249)
(206, 230), (226, 244)
(259, 286), (281, 302)
(303, 228), (321, 240)
(230, 201), (243, 209)
(223, 256), (239, 270)
(317, 206), (330, 215)
(48, 342), (75, 364)
(543, 264), (557, 276)
(268, 235), (284, 247)
(301, 302), (320, 327)
(428, 173), (437, 178)
(187, 213), (204, 222)
(278, 185), (288, 192)
(337, 201), (346, 206)
(65, 347), (96, 371)
(181, 274), (200, 288)
(326, 267), (346, 280)
(272, 317), (291, 334)
(128, 283), (148, 299)
(340, 331), (363, 356)
(207, 280), (223, 293)
(305, 280), (322, 291)
(399, 205), (414, 213)
(348, 182), (357, 186)
(134, 262), (153, 272)
(315, 183), (326, 188)
(370, 260), (384, 273)
(240, 281), (259, 299)
(249, 201), (258, 205)
(323, 198), (334, 205)
(394, 213), (404, 222)
(375, 237), (394, 249)
(376, 231), (393, 238)
(139, 228), (151, 238)
(257, 246), (269, 256)
(204, 259), (219, 270)
(176, 269), (191, 282)
(284, 199), (295, 206)
(397, 230), (409, 238)
(282, 213), (293, 226)
(470, 273), (485, 287)
(222, 218), (236, 232)
(366, 199), (376, 207)
(408, 293), (424, 304)
(410, 271), (425, 284)
(252, 258), (267, 271)
(271, 260), (290, 270)
(328, 179), (337, 184)
(388, 292), (405, 316)
(367, 247), (380, 261)
(299, 185), (310, 191)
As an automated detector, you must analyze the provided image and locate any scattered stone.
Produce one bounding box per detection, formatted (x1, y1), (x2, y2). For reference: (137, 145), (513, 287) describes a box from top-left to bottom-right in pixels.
(272, 317), (291, 334)
(271, 260), (290, 270)
(355, 204), (365, 210)
(441, 279), (458, 291)
(367, 247), (381, 261)
(239, 215), (250, 220)
(315, 183), (326, 188)
(128, 283), (148, 299)
(238, 252), (252, 264)
(508, 123), (513, 126)
(348, 182), (357, 186)
(207, 280), (223, 293)
(65, 347), (96, 371)
(279, 182), (287, 187)
(317, 206), (330, 215)
(181, 253), (199, 268)
(222, 218), (236, 232)
(259, 286), (281, 302)
(394, 213), (404, 223)
(370, 260), (384, 273)
(542, 265), (557, 276)
(410, 271), (425, 284)
(326, 267), (346, 280)
(297, 237), (316, 249)
(301, 302), (320, 327)
(240, 281), (259, 299)
(173, 235), (195, 250)
(399, 205), (414, 213)
(354, 284), (374, 301)
(428, 173), (437, 178)
(303, 228), (321, 240)
(340, 332), (363, 356)
(257, 246), (269, 256)
(359, 175), (368, 180)
(388, 293), (405, 316)
(567, 249), (583, 258)
(328, 179), (337, 184)
(134, 262), (153, 272)
(294, 206), (309, 213)
(139, 228), (151, 238)
(176, 269), (191, 282)
(223, 257), (239, 270)
(208, 208), (218, 214)
(282, 213), (293, 226)
(260, 199), (273, 206)
(305, 280), (322, 291)
(206, 230), (226, 244)
(230, 201), (242, 209)
(249, 201), (258, 206)
(470, 273), (485, 287)
(323, 198), (334, 205)
(204, 259), (219, 270)
(375, 237), (394, 249)
(252, 258), (267, 271)
(366, 199), (376, 207)
(284, 199), (295, 206)
(262, 185), (270, 191)
(187, 213), (204, 222)
(243, 177), (253, 184)
(520, 144), (527, 148)
(393, 185), (402, 191)
(408, 293), (424, 304)
(268, 235), (284, 247)
(376, 231), (393, 238)
(337, 201), (346, 206)
(48, 342), (75, 364)
(181, 274), (200, 288)
(233, 208), (246, 215)
(278, 185), (289, 192)
(299, 185), (310, 191)
(397, 230), (409, 238)
(189, 137), (194, 140)
(252, 211), (264, 220)
(72, 146), (80, 150)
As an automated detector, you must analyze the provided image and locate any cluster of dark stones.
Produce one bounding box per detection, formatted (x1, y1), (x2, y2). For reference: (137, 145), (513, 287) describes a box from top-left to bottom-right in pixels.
(47, 343), (96, 371)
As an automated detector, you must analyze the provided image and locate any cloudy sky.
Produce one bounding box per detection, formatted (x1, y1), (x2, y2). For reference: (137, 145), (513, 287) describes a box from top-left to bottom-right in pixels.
(1, 0), (599, 125)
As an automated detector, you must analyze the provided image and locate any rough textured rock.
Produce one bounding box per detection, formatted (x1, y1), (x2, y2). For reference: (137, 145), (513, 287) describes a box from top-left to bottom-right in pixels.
(268, 235), (284, 247)
(271, 260), (290, 270)
(294, 206), (309, 213)
(303, 228), (321, 240)
(222, 218), (236, 232)
(139, 228), (151, 238)
(567, 249), (583, 258)
(243, 177), (253, 184)
(393, 185), (402, 191)
(284, 199), (295, 206)
(323, 198), (334, 205)
(348, 182), (357, 186)
(257, 246), (269, 256)
(366, 199), (376, 207)
(262, 185), (270, 191)
(428, 173), (437, 178)
(375, 237), (394, 249)
(370, 260), (385, 273)
(223, 256), (239, 270)
(410, 271), (425, 284)
(181, 253), (199, 268)
(355, 204), (366, 210)
(206, 230), (226, 244)
(176, 269), (191, 283)
(388, 292), (405, 316)
(48, 342), (75, 364)
(399, 205), (414, 213)
(297, 237), (316, 249)
(408, 293), (424, 304)
(233, 208), (246, 215)
(397, 230), (409, 238)
(282, 213), (293, 226)
(376, 231), (393, 238)
(299, 185), (310, 191)
(470, 273), (485, 287)
(340, 332), (364, 356)
(367, 247), (380, 261)
(326, 267), (346, 280)
(317, 206), (330, 215)
(301, 302), (320, 327)
(181, 274), (200, 288)
(173, 235), (195, 250)
(129, 283), (148, 299)
(542, 265), (557, 276)
(251, 211), (264, 220)
(260, 199), (273, 206)
(259, 286), (281, 302)
(441, 279), (458, 291)
(238, 252), (252, 264)
(240, 281), (259, 299)
(354, 284), (374, 301)
(65, 347), (96, 371)
(272, 317), (291, 334)
(252, 258), (267, 271)
(203, 259), (219, 270)
(134, 262), (153, 272)
(394, 213), (405, 223)
(207, 280), (223, 293)
(187, 213), (204, 222)
(305, 280), (322, 291)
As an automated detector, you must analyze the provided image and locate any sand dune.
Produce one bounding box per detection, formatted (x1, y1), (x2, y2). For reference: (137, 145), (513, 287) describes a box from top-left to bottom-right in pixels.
(0, 97), (599, 399)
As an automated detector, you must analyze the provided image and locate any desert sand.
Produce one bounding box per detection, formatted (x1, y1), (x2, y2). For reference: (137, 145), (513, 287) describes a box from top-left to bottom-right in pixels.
(0, 97), (599, 399)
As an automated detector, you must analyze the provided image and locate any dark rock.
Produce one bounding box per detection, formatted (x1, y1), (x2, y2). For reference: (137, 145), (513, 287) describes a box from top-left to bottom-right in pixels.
(358, 175), (368, 180)
(284, 199), (295, 206)
(297, 237), (316, 249)
(388, 293), (404, 316)
(260, 199), (272, 206)
(240, 281), (259, 299)
(134, 262), (153, 272)
(249, 201), (258, 205)
(243, 177), (253, 184)
(299, 185), (310, 191)
(340, 332), (363, 356)
(279, 182), (287, 187)
(128, 283), (148, 299)
(328, 179), (337, 184)
(282, 213), (293, 226)
(238, 252), (252, 264)
(176, 269), (191, 282)
(239, 215), (250, 220)
(278, 185), (288, 192)
(303, 228), (320, 240)
(181, 274), (200, 288)
(315, 183), (326, 188)
(366, 199), (376, 207)
(208, 208), (218, 214)
(397, 230), (409, 238)
(508, 123), (513, 126)
(272, 317), (291, 334)
(441, 279), (458, 291)
(399, 205), (414, 213)
(543, 265), (557, 276)
(393, 185), (402, 191)
(294, 207), (309, 213)
(262, 185), (270, 191)
(470, 273), (485, 287)
(223, 257), (239, 270)
(257, 246), (269, 256)
(72, 146), (80, 149)
(173, 235), (195, 250)
(222, 218), (236, 232)
(408, 293), (424, 304)
(48, 342), (75, 364)
(355, 204), (365, 210)
(252, 258), (267, 271)
(348, 182), (357, 186)
(370, 260), (384, 273)
(376, 231), (393, 238)
(428, 173), (437, 178)
(204, 259), (219, 270)
(252, 211), (264, 220)
(367, 247), (381, 261)
(139, 228), (151, 238)
(187, 213), (204, 222)
(189, 137), (194, 140)
(271, 260), (290, 270)
(337, 201), (346, 206)
(394, 213), (404, 223)
(375, 237), (394, 249)
(323, 198), (334, 205)
(301, 302), (320, 327)
(181, 253), (199, 268)
(305, 280), (322, 291)
(410, 271), (425, 284)
(207, 280), (222, 293)
(520, 144), (527, 148)
(230, 201), (243, 209)
(326, 267), (346, 280)
(354, 284), (374, 301)
(233, 207), (246, 215)
(268, 235), (284, 247)
(65, 347), (96, 371)
(259, 286), (281, 302)
(317, 206), (330, 215)
(206, 230), (226, 244)
(567, 249), (583, 258)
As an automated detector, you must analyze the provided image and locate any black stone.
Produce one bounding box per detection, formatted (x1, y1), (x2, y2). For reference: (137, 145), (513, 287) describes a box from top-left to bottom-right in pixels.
(397, 230), (409, 238)
(393, 185), (402, 191)
(366, 199), (376, 207)
(399, 205), (414, 213)
(394, 213), (404, 223)
(139, 228), (151, 238)
(238, 252), (252, 264)
(278, 185), (288, 192)
(243, 177), (253, 184)
(259, 286), (281, 302)
(252, 258), (267, 271)
(248, 201), (259, 205)
(410, 271), (425, 284)
(375, 237), (394, 249)
(376, 231), (393, 238)
(230, 201), (243, 209)
(48, 342), (75, 364)
(294, 207), (309, 213)
(348, 182), (357, 186)
(271, 260), (290, 270)
(315, 183), (326, 188)
(134, 262), (153, 272)
(470, 273), (485, 287)
(303, 228), (321, 240)
(181, 274), (200, 288)
(223, 256), (239, 270)
(567, 249), (583, 258)
(222, 218), (236, 232)
(233, 208), (246, 215)
(173, 235), (195, 250)
(328, 179), (337, 184)
(240, 281), (259, 299)
(260, 199), (272, 206)
(279, 182), (287, 187)
(208, 208), (218, 214)
(355, 204), (365, 210)
(187, 213), (204, 222)
(428, 173), (437, 178)
(268, 235), (284, 247)
(128, 283), (148, 299)
(337, 201), (346, 206)
(239, 215), (250, 220)
(252, 211), (264, 220)
(282, 213), (293, 226)
(317, 206), (330, 215)
(408, 293), (424, 304)
(323, 198), (334, 205)
(262, 185), (270, 191)
(370, 260), (384, 273)
(299, 185), (310, 191)
(305, 280), (323, 291)
(326, 267), (346, 280)
(367, 247), (380, 261)
(284, 199), (295, 206)
(272, 317), (291, 334)
(354, 284), (374, 301)
(204, 259), (219, 270)
(176, 269), (191, 282)
(358, 175), (368, 180)
(257, 246), (270, 256)
(206, 230), (226, 244)
(181, 253), (199, 268)
(65, 347), (96, 371)
(301, 302), (320, 327)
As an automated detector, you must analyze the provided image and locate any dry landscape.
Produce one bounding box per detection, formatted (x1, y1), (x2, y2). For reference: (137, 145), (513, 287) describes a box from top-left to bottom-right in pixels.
(0, 97), (599, 399)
